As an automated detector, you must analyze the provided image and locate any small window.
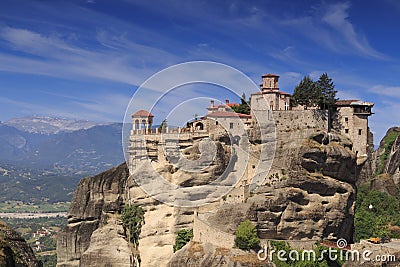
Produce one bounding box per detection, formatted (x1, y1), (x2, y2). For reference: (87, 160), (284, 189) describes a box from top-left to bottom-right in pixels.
(216, 121), (218, 125)
(345, 117), (348, 122)
(229, 122), (234, 129)
(345, 129), (349, 134)
(358, 129), (362, 135)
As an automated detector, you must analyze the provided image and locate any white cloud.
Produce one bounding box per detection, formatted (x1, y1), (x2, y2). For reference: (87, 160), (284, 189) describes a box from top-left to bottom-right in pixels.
(282, 2), (386, 59)
(369, 85), (400, 98)
(0, 27), (81, 56)
(0, 27), (162, 85)
(72, 93), (131, 121)
(322, 2), (386, 59)
(369, 100), (400, 145)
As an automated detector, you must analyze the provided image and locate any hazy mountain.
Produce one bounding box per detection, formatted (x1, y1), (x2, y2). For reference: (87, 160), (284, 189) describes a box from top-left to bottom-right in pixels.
(3, 116), (112, 135)
(0, 117), (125, 203)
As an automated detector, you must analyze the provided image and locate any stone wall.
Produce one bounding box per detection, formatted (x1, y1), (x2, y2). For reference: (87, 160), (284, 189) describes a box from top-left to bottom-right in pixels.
(220, 184), (249, 204)
(193, 212), (235, 249)
(272, 110), (328, 133)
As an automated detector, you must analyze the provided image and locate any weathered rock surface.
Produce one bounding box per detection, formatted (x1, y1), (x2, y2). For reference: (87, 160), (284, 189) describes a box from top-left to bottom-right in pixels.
(372, 127), (400, 184)
(79, 217), (132, 266)
(58, 127), (360, 266)
(207, 130), (357, 242)
(127, 177), (197, 267)
(0, 221), (41, 267)
(344, 240), (400, 266)
(57, 160), (198, 267)
(57, 163), (129, 267)
(167, 242), (272, 267)
(371, 173), (398, 196)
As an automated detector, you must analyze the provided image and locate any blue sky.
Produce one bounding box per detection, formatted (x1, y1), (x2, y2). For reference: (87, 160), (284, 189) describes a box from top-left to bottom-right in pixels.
(0, 0), (399, 145)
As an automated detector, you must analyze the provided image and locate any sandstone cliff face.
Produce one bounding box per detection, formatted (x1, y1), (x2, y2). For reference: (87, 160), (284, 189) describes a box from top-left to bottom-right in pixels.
(0, 221), (41, 267)
(57, 163), (130, 267)
(56, 161), (200, 267)
(59, 127), (359, 266)
(206, 130), (357, 242)
(79, 217), (132, 266)
(372, 127), (400, 184)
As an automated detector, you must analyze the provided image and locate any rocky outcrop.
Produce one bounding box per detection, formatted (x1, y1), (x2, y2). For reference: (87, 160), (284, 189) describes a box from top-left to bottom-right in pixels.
(167, 242), (272, 267)
(79, 217), (132, 266)
(58, 127), (360, 266)
(206, 130), (357, 242)
(57, 163), (130, 267)
(371, 173), (398, 196)
(0, 221), (41, 267)
(372, 127), (400, 183)
(57, 160), (198, 267)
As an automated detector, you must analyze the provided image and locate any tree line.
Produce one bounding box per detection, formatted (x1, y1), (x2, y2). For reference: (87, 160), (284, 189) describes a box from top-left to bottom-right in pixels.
(291, 73), (338, 110)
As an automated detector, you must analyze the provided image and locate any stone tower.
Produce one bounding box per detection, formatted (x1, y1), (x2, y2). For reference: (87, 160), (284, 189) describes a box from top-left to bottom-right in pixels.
(261, 73), (279, 92)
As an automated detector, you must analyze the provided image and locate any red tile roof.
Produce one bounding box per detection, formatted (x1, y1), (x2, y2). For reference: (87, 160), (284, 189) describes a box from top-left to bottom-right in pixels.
(227, 103), (240, 107)
(335, 100), (359, 106)
(335, 100), (374, 107)
(208, 103), (240, 109)
(132, 110), (154, 117)
(262, 73), (280, 77)
(207, 111), (251, 118)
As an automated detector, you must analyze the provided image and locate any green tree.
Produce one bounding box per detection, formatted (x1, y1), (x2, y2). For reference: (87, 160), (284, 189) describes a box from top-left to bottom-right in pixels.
(231, 93), (250, 114)
(291, 76), (320, 108)
(158, 119), (168, 133)
(235, 219), (260, 250)
(316, 73), (338, 132)
(173, 228), (193, 252)
(316, 73), (337, 110)
(38, 254), (57, 267)
(122, 204), (145, 246)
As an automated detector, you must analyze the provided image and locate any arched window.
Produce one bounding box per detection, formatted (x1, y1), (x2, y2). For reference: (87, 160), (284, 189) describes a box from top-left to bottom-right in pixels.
(195, 122), (204, 130)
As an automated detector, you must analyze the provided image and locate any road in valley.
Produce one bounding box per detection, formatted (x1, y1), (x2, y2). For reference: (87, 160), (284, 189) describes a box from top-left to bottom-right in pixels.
(0, 212), (67, 218)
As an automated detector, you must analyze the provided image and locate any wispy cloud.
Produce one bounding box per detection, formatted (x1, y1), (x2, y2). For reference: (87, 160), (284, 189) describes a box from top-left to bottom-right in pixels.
(0, 27), (87, 57)
(322, 2), (386, 59)
(0, 96), (83, 120)
(0, 26), (172, 85)
(72, 93), (131, 121)
(369, 85), (400, 98)
(370, 100), (400, 145)
(282, 2), (386, 59)
(0, 91), (132, 122)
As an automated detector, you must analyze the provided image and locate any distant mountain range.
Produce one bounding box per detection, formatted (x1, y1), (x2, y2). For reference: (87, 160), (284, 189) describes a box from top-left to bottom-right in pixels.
(0, 116), (125, 203)
(3, 116), (112, 135)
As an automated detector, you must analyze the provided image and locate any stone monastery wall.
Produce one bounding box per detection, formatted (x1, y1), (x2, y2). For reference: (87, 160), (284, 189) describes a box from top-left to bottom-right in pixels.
(272, 110), (328, 133)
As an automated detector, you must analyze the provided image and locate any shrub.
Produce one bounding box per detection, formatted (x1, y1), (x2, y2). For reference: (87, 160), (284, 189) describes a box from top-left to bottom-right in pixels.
(235, 220), (260, 250)
(354, 184), (400, 241)
(122, 204), (144, 246)
(173, 229), (193, 252)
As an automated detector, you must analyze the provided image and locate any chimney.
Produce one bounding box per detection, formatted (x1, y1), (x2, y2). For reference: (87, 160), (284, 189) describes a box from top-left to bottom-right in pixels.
(210, 100), (214, 107)
(225, 99), (229, 105)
